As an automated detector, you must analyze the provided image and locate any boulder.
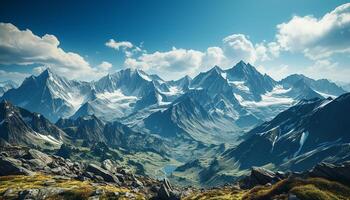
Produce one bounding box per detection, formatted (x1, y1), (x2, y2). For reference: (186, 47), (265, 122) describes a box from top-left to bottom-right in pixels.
(101, 159), (116, 172)
(0, 157), (34, 176)
(288, 194), (301, 200)
(86, 164), (120, 184)
(131, 177), (144, 188)
(157, 179), (180, 200)
(309, 161), (350, 185)
(23, 149), (53, 165)
(239, 167), (282, 189)
(18, 189), (39, 200)
(26, 159), (46, 170)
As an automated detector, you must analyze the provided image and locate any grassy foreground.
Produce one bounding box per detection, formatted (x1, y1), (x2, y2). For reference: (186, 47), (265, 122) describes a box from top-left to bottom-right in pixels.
(1, 174), (350, 200)
(0, 174), (145, 200)
(184, 177), (350, 200)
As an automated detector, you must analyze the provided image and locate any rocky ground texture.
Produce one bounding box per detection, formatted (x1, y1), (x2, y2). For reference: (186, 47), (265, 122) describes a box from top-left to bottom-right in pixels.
(1, 146), (350, 199)
(0, 146), (184, 200)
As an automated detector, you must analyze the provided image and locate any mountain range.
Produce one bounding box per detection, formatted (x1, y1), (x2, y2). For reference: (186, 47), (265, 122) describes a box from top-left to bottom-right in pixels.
(1, 60), (349, 187)
(2, 61), (345, 141)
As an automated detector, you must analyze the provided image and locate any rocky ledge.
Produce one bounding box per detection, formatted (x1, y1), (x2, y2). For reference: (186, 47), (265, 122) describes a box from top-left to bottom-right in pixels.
(0, 146), (183, 200)
(1, 146), (350, 200)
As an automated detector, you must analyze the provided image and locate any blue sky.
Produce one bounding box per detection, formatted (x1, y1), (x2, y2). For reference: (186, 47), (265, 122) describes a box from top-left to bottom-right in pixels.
(0, 0), (349, 83)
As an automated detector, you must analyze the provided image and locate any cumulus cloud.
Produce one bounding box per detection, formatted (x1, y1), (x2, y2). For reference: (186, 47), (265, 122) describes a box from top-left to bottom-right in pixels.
(123, 34), (275, 80)
(0, 70), (29, 84)
(302, 59), (350, 81)
(256, 64), (290, 81)
(105, 39), (133, 50)
(0, 23), (107, 81)
(124, 47), (205, 79)
(222, 34), (258, 63)
(97, 61), (113, 71)
(276, 3), (350, 60)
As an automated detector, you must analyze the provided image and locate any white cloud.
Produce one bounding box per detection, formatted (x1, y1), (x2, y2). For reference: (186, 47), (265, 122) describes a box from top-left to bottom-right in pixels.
(32, 66), (46, 75)
(222, 34), (258, 63)
(0, 70), (29, 84)
(105, 39), (133, 50)
(276, 3), (350, 60)
(124, 47), (205, 79)
(97, 61), (113, 71)
(256, 64), (290, 81)
(302, 59), (350, 81)
(123, 34), (275, 80)
(0, 23), (107, 81)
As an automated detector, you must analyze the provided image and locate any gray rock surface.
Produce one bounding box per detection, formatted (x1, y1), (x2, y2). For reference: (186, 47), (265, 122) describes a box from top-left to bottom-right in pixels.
(86, 163), (120, 184)
(0, 157), (34, 176)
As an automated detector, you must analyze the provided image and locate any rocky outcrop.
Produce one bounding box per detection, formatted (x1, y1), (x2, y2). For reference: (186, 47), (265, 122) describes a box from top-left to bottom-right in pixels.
(155, 179), (180, 200)
(23, 149), (53, 165)
(0, 146), (177, 199)
(239, 167), (288, 189)
(0, 156), (34, 176)
(309, 161), (350, 185)
(86, 163), (120, 184)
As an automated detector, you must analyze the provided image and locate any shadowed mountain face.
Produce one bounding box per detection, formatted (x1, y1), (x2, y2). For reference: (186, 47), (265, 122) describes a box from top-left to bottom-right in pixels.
(225, 93), (350, 170)
(56, 115), (168, 155)
(0, 100), (65, 146)
(178, 93), (350, 186)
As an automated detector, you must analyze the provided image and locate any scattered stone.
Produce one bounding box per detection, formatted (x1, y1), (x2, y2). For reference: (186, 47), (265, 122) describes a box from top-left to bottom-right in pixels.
(3, 188), (16, 198)
(132, 177), (144, 188)
(36, 188), (65, 199)
(0, 152), (9, 157)
(27, 159), (46, 170)
(157, 179), (180, 200)
(93, 189), (105, 196)
(43, 180), (56, 186)
(288, 194), (301, 200)
(86, 163), (120, 184)
(239, 167), (282, 189)
(50, 167), (63, 174)
(18, 189), (39, 200)
(23, 149), (52, 165)
(0, 157), (34, 176)
(101, 159), (116, 172)
(309, 161), (350, 185)
(88, 196), (100, 200)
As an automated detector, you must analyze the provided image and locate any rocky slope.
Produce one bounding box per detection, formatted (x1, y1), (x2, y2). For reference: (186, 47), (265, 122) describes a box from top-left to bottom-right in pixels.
(0, 100), (66, 147)
(0, 146), (183, 200)
(172, 93), (350, 187)
(1, 146), (349, 200)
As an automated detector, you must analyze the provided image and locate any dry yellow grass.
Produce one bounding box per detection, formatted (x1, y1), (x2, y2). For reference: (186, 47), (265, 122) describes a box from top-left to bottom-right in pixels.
(183, 177), (350, 200)
(183, 188), (246, 200)
(242, 177), (350, 200)
(0, 174), (145, 200)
